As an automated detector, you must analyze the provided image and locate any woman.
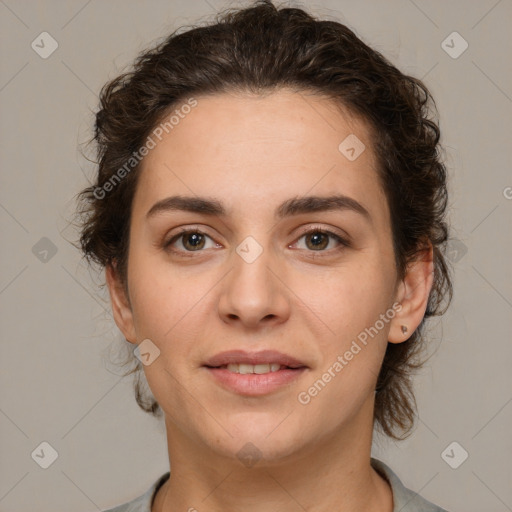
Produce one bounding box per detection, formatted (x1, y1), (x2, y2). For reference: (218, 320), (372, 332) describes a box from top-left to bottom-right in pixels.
(76, 1), (453, 510)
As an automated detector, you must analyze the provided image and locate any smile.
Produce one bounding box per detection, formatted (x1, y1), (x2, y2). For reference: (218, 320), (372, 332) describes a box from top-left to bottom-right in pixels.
(222, 363), (287, 374)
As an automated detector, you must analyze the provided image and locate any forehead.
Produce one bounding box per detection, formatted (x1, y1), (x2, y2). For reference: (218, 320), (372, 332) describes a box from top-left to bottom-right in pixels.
(144, 89), (373, 166)
(133, 89), (388, 226)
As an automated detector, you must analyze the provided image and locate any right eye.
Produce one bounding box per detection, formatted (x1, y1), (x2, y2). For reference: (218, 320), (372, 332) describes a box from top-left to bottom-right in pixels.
(164, 229), (221, 254)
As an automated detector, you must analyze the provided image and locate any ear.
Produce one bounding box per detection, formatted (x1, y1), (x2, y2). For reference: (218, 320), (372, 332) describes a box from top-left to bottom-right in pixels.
(388, 241), (434, 344)
(105, 262), (137, 344)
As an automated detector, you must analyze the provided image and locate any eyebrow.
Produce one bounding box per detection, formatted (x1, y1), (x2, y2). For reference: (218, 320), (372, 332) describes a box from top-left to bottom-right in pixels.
(146, 194), (372, 223)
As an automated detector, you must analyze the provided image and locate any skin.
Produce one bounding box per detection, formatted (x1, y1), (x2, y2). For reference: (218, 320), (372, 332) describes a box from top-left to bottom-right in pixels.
(106, 88), (434, 512)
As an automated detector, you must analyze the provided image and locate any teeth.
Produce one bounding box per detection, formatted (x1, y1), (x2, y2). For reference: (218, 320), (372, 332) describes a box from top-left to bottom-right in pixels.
(226, 363), (283, 374)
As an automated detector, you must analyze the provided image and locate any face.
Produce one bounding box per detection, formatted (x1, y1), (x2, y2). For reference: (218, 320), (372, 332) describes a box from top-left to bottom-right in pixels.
(107, 89), (431, 466)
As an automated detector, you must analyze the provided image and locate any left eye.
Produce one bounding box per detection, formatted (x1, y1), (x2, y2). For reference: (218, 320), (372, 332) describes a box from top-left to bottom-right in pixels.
(292, 229), (348, 251)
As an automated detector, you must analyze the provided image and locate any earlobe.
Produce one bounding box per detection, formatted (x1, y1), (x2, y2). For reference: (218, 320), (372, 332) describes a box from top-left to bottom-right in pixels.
(105, 263), (137, 343)
(388, 242), (434, 344)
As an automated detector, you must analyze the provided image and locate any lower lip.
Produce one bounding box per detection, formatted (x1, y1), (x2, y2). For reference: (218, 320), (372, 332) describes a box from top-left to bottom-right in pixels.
(203, 367), (307, 396)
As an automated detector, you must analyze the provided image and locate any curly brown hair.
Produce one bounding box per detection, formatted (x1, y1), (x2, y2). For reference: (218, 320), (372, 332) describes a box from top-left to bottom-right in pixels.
(75, 0), (453, 440)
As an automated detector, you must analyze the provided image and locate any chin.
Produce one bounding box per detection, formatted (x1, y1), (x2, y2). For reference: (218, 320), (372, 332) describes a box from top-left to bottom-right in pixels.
(201, 414), (311, 467)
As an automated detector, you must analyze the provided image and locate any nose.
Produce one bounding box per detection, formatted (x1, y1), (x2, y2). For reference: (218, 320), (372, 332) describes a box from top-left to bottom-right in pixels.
(217, 240), (291, 330)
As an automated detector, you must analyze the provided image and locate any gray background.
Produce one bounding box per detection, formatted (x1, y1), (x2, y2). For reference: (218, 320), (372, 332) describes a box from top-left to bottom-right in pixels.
(1, 0), (511, 511)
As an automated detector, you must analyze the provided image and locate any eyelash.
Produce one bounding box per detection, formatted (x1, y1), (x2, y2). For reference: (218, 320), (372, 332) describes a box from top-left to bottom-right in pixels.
(163, 226), (350, 257)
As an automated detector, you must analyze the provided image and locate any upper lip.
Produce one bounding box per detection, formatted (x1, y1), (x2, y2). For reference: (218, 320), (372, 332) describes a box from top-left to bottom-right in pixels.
(203, 350), (308, 369)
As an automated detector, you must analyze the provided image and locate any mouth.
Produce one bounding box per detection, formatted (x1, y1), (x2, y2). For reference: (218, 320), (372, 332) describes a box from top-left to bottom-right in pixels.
(202, 350), (308, 396)
(203, 349), (308, 370)
(205, 363), (305, 374)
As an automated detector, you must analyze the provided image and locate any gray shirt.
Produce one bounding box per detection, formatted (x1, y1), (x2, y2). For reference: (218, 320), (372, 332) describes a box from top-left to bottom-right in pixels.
(102, 457), (449, 512)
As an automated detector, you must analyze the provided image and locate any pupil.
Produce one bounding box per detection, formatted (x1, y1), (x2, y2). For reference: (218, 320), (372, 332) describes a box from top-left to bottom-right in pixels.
(186, 233), (204, 249)
(308, 232), (327, 250)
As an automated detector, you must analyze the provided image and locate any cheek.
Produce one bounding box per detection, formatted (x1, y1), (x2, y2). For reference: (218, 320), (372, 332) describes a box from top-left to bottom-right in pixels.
(297, 261), (393, 346)
(127, 261), (217, 367)
(295, 285), (391, 426)
(126, 247), (188, 337)
(129, 282), (173, 338)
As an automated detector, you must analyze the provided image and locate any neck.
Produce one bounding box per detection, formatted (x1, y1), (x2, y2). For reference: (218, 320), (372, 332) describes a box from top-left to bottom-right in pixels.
(153, 395), (393, 512)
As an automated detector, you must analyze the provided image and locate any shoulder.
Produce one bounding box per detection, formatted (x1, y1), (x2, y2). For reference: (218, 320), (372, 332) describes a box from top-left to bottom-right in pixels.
(371, 458), (450, 512)
(102, 472), (170, 512)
